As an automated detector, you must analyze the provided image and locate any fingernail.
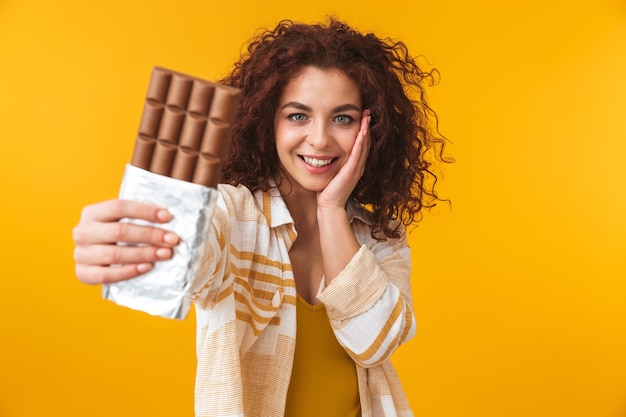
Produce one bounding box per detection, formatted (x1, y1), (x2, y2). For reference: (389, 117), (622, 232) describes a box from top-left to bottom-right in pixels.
(137, 263), (153, 273)
(156, 248), (172, 259)
(157, 209), (172, 222)
(163, 232), (179, 245)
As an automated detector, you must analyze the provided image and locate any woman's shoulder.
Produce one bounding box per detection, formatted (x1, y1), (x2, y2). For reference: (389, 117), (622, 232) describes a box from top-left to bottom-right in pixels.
(347, 199), (407, 246)
(217, 183), (253, 199)
(346, 199), (373, 226)
(216, 184), (277, 225)
(216, 183), (257, 214)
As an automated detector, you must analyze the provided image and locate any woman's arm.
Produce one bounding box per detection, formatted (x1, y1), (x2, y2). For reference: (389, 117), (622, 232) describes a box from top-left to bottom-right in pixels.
(316, 109), (370, 283)
(317, 231), (415, 367)
(316, 109), (415, 366)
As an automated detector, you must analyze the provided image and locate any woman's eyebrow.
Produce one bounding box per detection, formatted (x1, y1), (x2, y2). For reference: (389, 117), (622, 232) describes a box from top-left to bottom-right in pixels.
(332, 104), (361, 113)
(279, 102), (361, 112)
(279, 101), (311, 111)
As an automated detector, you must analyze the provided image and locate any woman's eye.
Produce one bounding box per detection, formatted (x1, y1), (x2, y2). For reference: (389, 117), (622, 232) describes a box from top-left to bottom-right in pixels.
(334, 115), (354, 124)
(288, 113), (306, 122)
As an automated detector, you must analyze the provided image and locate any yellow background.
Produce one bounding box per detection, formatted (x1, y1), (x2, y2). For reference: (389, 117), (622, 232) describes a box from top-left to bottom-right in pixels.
(1, 0), (625, 416)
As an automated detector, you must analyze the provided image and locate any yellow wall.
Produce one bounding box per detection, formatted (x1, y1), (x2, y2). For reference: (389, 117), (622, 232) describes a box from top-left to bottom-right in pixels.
(1, 0), (625, 416)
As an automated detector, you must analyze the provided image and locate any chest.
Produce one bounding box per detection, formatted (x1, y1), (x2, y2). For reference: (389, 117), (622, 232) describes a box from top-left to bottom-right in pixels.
(288, 231), (324, 305)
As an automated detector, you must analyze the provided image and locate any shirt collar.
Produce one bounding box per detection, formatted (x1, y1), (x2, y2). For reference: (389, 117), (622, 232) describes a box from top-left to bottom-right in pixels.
(346, 199), (374, 225)
(253, 183), (295, 229)
(254, 180), (374, 229)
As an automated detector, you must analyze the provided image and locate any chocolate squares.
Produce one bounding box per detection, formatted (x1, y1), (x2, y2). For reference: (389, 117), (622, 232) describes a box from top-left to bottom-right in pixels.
(130, 67), (241, 188)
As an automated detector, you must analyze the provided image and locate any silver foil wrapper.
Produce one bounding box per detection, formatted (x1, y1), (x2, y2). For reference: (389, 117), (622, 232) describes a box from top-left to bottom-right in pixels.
(102, 164), (216, 319)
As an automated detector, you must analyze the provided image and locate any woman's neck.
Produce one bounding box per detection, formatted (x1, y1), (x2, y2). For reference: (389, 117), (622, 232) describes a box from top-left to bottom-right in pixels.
(277, 178), (319, 231)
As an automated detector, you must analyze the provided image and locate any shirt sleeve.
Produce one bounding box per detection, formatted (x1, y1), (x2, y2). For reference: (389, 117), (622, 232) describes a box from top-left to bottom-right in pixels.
(316, 231), (416, 367)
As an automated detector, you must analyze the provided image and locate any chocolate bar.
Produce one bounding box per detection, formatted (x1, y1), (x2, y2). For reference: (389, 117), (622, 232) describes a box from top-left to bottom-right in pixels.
(130, 67), (241, 187)
(103, 68), (241, 319)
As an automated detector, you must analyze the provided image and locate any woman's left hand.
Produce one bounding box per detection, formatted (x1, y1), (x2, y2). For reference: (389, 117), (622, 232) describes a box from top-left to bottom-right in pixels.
(317, 109), (371, 210)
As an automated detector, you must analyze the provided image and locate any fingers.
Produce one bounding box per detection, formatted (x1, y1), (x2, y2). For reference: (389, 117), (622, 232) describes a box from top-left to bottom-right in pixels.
(73, 198), (180, 247)
(75, 263), (155, 285)
(74, 243), (173, 267)
(345, 109), (371, 175)
(361, 108), (371, 131)
(73, 198), (181, 285)
(79, 199), (173, 224)
(73, 218), (179, 247)
(357, 109), (371, 159)
(73, 240), (176, 285)
(73, 238), (177, 285)
(74, 245), (173, 284)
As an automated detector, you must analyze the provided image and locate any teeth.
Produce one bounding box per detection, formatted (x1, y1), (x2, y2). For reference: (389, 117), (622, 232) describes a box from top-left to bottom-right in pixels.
(302, 156), (333, 168)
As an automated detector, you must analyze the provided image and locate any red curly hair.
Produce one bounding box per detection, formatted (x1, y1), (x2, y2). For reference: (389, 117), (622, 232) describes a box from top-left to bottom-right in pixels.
(220, 18), (448, 239)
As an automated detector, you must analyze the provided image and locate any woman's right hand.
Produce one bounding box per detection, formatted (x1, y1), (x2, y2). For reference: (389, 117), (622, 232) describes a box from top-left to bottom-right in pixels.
(73, 199), (180, 285)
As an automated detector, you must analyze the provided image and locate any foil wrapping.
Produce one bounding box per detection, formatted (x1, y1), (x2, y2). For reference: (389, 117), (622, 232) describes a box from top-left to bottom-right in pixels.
(102, 164), (216, 319)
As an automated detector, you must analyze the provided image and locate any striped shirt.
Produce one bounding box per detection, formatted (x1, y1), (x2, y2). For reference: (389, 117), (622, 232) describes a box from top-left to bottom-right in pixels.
(190, 183), (416, 417)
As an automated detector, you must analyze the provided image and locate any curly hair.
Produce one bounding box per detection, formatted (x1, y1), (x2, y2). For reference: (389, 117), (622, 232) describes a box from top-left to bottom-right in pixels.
(220, 18), (449, 239)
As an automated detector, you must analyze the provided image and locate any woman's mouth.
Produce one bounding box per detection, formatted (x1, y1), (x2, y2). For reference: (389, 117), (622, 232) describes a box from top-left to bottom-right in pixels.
(301, 156), (336, 168)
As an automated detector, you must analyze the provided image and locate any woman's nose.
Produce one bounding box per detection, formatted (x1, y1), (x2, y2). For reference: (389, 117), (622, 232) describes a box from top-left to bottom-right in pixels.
(306, 121), (332, 148)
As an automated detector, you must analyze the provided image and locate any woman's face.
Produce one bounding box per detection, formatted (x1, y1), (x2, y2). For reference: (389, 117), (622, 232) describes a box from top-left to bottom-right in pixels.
(274, 66), (363, 194)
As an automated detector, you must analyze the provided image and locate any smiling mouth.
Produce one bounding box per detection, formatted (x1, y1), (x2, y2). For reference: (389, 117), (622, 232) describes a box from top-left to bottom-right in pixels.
(301, 156), (336, 168)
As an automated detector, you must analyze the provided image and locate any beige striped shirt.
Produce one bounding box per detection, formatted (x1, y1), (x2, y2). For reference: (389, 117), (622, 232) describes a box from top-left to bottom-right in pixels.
(191, 183), (416, 416)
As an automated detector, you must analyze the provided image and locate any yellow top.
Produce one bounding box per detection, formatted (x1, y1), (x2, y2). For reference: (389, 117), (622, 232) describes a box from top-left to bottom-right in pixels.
(284, 294), (361, 417)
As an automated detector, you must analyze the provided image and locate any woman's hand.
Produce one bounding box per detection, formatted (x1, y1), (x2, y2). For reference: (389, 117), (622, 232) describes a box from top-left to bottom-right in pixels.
(317, 109), (371, 210)
(73, 199), (180, 285)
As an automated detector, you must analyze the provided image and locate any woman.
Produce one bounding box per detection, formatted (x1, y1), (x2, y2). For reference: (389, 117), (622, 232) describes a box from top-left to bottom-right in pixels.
(73, 18), (447, 417)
